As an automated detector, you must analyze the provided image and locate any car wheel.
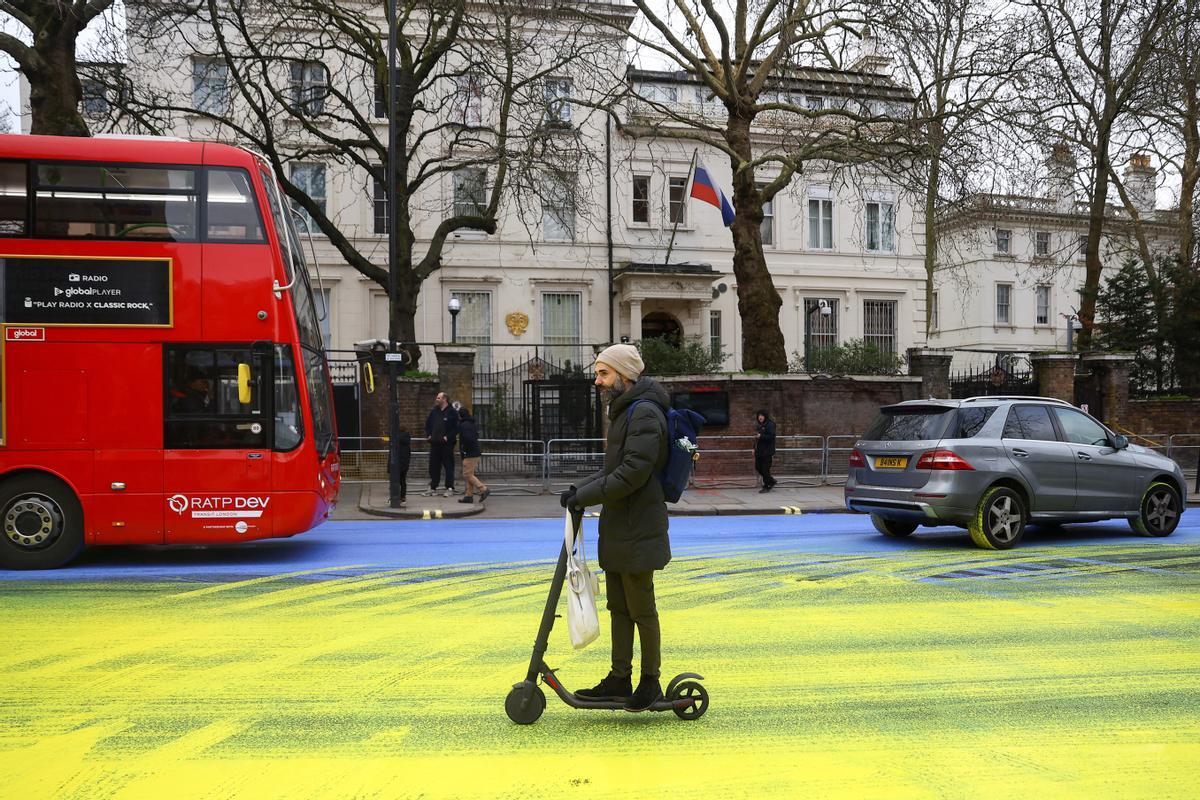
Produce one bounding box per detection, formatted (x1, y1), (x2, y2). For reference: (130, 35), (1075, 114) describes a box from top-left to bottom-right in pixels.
(871, 515), (917, 538)
(968, 486), (1025, 550)
(0, 474), (85, 570)
(1129, 481), (1181, 537)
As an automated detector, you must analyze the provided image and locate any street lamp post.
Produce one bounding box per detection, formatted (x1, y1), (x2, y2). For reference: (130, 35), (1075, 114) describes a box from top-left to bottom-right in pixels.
(804, 299), (832, 371)
(448, 297), (461, 343)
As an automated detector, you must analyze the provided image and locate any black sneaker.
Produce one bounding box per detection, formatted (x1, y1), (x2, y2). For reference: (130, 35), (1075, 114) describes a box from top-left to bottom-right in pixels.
(458, 496), (473, 504)
(624, 676), (663, 712)
(574, 673), (632, 701)
(479, 489), (491, 501)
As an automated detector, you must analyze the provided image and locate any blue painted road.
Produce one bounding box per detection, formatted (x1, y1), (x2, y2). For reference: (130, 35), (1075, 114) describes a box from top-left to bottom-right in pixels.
(3, 509), (1198, 581)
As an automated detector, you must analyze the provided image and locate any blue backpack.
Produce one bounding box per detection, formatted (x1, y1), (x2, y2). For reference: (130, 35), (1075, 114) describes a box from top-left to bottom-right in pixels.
(627, 400), (706, 503)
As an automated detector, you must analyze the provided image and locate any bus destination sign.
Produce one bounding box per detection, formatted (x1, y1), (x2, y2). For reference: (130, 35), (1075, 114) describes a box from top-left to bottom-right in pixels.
(2, 256), (171, 327)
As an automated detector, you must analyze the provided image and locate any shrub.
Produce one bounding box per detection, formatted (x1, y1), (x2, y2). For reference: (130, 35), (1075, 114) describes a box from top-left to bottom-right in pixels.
(788, 338), (905, 376)
(637, 335), (729, 376)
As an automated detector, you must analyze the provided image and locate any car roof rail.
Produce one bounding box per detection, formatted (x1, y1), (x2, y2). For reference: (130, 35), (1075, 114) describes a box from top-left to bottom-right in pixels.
(961, 395), (1074, 406)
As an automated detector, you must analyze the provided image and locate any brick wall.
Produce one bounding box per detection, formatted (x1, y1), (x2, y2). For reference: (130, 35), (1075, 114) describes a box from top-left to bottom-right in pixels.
(359, 376), (440, 440)
(659, 374), (924, 439)
(1122, 400), (1200, 435)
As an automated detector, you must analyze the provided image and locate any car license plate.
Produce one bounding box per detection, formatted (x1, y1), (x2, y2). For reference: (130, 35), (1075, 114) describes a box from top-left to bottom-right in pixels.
(874, 456), (908, 469)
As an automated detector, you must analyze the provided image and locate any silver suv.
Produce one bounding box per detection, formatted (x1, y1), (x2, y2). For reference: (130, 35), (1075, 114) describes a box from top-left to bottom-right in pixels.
(844, 396), (1186, 549)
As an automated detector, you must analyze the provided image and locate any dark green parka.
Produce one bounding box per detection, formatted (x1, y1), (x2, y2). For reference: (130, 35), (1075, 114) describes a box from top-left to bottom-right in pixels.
(573, 376), (671, 573)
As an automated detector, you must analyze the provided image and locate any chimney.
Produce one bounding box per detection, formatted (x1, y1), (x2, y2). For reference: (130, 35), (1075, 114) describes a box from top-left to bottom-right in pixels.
(1045, 142), (1077, 213)
(851, 27), (891, 76)
(1122, 153), (1157, 218)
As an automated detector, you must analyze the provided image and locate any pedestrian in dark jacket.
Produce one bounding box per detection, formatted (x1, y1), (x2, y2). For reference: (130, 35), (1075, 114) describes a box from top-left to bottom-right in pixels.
(560, 343), (670, 712)
(754, 409), (777, 493)
(424, 392), (458, 496)
(387, 429), (412, 506)
(457, 406), (489, 504)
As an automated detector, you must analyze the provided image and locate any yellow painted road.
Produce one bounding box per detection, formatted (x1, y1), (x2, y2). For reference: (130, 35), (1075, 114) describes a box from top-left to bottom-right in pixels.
(2, 541), (1198, 798)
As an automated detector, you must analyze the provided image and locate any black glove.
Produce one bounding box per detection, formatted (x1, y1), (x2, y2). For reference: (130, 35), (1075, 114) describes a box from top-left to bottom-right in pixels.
(559, 487), (578, 510)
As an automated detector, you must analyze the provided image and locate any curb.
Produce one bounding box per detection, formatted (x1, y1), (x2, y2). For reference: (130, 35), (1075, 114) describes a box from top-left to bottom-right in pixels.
(358, 500), (488, 520)
(668, 505), (847, 517)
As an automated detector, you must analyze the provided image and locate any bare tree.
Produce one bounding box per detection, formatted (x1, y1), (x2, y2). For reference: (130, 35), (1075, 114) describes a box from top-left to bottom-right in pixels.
(1024, 0), (1170, 349)
(0, 0), (116, 135)
(104, 0), (622, 366)
(873, 0), (1028, 337)
(583, 1), (914, 372)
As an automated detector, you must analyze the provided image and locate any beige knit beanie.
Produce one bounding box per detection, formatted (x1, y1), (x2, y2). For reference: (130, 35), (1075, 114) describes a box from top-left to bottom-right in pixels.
(593, 343), (644, 381)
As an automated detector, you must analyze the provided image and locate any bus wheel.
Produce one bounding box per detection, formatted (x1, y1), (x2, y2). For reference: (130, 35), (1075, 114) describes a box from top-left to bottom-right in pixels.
(0, 475), (85, 570)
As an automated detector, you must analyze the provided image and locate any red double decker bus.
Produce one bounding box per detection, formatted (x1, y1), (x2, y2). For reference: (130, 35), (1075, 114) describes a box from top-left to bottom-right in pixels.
(0, 134), (339, 569)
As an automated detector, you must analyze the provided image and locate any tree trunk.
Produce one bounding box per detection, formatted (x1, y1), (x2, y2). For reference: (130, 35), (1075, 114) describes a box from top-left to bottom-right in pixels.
(1077, 147), (1111, 351)
(27, 15), (89, 136)
(725, 117), (786, 372)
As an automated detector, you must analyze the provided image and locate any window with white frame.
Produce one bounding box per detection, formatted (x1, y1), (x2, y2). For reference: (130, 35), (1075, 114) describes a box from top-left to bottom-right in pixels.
(543, 78), (572, 125)
(542, 170), (575, 241)
(996, 283), (1012, 325)
(314, 287), (332, 348)
(451, 291), (492, 372)
(1077, 234), (1088, 259)
(805, 95), (824, 111)
(80, 80), (108, 116)
(996, 228), (1012, 254)
(862, 299), (896, 353)
(709, 309), (722, 359)
(632, 175), (650, 224)
(1035, 230), (1050, 256)
(542, 292), (582, 364)
(1036, 285), (1051, 325)
(806, 298), (839, 353)
(289, 163), (326, 233)
(289, 60), (328, 116)
(808, 196), (833, 249)
(931, 291), (939, 331)
(453, 167), (487, 218)
(865, 199), (895, 252)
(758, 183), (774, 245)
(668, 176), (688, 225)
(192, 57), (230, 114)
(453, 72), (484, 126)
(373, 173), (388, 234)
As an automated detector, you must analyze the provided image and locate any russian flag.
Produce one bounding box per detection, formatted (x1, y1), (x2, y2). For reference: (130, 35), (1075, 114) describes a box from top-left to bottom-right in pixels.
(689, 164), (735, 227)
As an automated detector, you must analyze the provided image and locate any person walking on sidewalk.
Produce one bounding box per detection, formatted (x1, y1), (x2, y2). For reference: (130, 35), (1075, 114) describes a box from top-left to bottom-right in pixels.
(424, 392), (458, 496)
(559, 343), (671, 712)
(457, 406), (490, 504)
(755, 409), (777, 493)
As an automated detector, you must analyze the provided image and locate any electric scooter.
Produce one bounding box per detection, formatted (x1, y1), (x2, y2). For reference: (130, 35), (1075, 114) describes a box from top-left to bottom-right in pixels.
(505, 509), (710, 724)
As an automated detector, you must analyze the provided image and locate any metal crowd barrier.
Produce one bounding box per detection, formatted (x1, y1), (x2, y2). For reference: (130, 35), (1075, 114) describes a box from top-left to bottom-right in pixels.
(1166, 434), (1200, 491)
(822, 435), (860, 486)
(545, 438), (606, 492)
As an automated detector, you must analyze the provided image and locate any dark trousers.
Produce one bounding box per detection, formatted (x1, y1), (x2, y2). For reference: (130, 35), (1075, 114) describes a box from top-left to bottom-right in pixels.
(755, 451), (775, 487)
(606, 570), (660, 680)
(428, 442), (455, 489)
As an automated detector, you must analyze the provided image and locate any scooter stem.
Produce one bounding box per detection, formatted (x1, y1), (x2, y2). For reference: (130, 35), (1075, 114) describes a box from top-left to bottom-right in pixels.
(525, 540), (570, 684)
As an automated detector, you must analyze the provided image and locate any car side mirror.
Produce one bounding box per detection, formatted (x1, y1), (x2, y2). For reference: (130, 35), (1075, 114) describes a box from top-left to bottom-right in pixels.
(1111, 434), (1129, 450)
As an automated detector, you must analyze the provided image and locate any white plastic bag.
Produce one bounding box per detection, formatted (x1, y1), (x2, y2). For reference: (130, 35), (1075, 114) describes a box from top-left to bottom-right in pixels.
(563, 511), (601, 650)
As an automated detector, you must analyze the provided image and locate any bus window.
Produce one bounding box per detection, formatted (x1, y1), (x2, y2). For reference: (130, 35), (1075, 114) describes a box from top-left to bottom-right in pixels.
(206, 168), (265, 242)
(34, 163), (198, 241)
(0, 162), (26, 235)
(302, 345), (335, 458)
(274, 344), (303, 451)
(262, 172), (323, 351)
(165, 346), (267, 449)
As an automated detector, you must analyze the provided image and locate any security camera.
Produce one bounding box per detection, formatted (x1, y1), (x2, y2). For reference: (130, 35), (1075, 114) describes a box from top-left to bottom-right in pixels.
(818, 299), (832, 316)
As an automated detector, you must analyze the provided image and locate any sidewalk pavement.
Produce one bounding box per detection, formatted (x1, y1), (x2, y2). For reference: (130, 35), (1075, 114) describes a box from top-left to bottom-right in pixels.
(345, 482), (849, 521)
(342, 480), (1200, 522)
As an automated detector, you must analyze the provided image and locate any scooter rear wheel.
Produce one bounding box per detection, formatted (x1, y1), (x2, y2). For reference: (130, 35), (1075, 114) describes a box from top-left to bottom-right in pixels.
(505, 685), (546, 724)
(670, 680), (709, 720)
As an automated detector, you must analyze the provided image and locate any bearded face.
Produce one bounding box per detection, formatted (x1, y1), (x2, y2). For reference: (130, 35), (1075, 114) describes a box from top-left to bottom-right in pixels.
(602, 373), (631, 404)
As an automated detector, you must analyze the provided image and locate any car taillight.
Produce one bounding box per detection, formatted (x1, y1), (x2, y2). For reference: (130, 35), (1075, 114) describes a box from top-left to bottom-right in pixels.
(848, 449), (866, 468)
(916, 449), (975, 470)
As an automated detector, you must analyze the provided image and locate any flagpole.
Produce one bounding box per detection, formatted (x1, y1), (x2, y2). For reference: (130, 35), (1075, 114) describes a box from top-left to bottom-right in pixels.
(663, 148), (698, 267)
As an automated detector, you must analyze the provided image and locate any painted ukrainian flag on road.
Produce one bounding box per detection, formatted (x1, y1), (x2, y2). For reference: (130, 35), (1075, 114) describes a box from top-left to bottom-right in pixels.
(689, 164), (735, 226)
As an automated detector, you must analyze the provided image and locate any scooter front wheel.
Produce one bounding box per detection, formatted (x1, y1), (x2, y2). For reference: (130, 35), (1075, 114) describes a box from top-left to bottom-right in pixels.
(505, 684), (546, 724)
(670, 680), (709, 720)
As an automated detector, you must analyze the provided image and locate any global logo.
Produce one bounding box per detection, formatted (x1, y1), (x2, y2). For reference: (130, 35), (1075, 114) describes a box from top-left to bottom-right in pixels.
(168, 494), (188, 514)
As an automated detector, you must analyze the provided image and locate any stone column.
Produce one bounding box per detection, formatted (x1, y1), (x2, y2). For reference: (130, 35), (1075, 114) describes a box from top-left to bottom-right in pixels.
(628, 299), (643, 341)
(906, 348), (953, 399)
(1081, 352), (1135, 427)
(434, 345), (476, 412)
(1031, 353), (1077, 404)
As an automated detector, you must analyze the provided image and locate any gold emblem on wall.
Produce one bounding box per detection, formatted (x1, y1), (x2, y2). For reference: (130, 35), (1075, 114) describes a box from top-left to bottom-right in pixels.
(505, 311), (529, 336)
